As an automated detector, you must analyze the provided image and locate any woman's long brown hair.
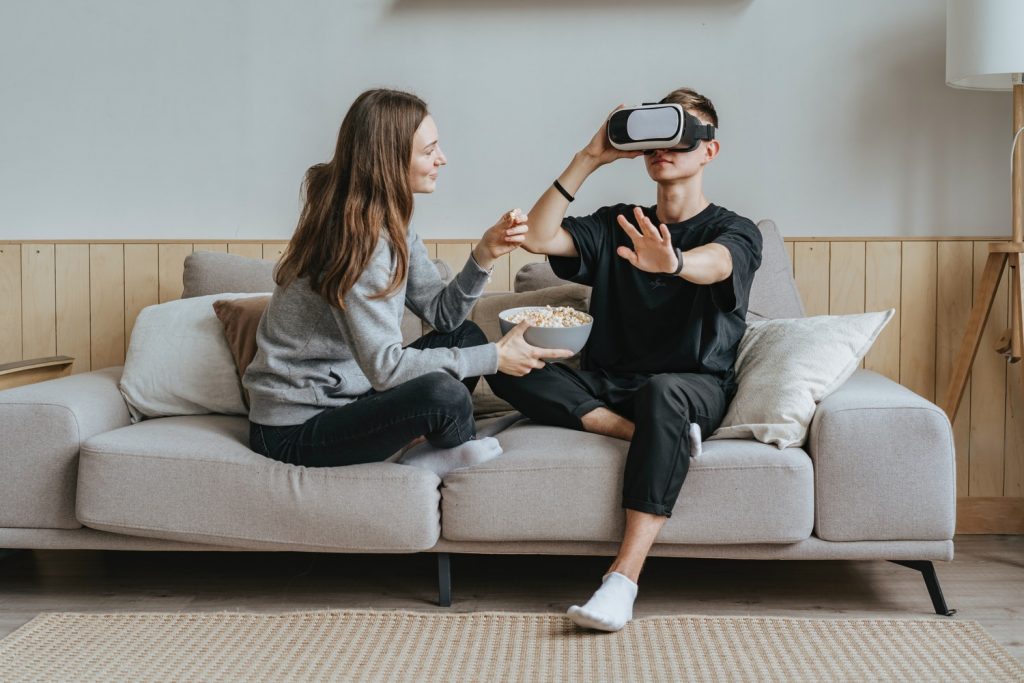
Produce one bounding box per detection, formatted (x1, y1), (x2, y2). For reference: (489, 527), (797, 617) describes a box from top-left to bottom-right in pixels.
(274, 89), (428, 309)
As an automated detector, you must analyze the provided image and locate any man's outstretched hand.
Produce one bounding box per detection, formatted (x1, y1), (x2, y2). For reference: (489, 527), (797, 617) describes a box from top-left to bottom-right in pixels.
(615, 206), (679, 274)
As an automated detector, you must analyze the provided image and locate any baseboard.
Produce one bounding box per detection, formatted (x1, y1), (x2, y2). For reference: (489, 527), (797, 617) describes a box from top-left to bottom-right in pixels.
(956, 497), (1024, 534)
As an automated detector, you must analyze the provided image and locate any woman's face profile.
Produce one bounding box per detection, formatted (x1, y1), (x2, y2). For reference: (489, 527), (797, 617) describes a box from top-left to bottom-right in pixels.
(409, 115), (447, 194)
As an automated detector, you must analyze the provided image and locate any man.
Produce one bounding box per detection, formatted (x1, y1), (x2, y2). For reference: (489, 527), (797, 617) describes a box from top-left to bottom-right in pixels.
(486, 88), (763, 632)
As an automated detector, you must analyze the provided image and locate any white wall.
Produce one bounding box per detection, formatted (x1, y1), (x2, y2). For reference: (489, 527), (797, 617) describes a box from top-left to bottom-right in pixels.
(0, 0), (1012, 239)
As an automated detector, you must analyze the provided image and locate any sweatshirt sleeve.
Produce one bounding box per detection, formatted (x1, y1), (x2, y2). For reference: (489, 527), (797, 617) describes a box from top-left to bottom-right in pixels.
(331, 240), (498, 392)
(404, 230), (492, 333)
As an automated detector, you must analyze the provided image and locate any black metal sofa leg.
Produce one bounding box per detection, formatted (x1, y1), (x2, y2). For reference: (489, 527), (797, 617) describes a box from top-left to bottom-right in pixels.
(888, 560), (957, 616)
(437, 553), (452, 607)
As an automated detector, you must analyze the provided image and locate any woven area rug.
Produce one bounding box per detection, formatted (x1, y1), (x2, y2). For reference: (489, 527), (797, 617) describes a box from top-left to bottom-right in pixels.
(1, 609), (1021, 682)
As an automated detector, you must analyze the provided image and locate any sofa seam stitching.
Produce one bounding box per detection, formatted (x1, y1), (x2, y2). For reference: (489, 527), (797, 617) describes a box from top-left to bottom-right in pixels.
(446, 464), (811, 475)
(79, 448), (436, 484)
(76, 517), (438, 551)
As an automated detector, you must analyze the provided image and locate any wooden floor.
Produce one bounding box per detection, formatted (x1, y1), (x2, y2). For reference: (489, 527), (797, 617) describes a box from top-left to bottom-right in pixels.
(1, 535), (1021, 663)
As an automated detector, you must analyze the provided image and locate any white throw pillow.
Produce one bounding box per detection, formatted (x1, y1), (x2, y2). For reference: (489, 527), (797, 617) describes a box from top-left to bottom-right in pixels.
(119, 293), (269, 422)
(708, 309), (895, 449)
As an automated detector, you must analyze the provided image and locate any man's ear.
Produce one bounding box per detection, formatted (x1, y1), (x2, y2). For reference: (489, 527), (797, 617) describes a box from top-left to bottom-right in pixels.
(702, 139), (720, 164)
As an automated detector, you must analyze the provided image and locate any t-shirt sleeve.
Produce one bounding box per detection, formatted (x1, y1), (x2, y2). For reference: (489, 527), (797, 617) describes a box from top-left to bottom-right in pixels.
(710, 218), (763, 314)
(547, 208), (611, 287)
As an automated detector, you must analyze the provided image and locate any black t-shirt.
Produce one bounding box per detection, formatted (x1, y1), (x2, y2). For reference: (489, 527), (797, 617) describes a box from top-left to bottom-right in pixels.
(548, 202), (763, 389)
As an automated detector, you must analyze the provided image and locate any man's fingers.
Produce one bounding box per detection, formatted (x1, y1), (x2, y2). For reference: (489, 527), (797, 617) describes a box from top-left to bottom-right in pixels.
(658, 224), (671, 244)
(505, 225), (529, 236)
(607, 103), (626, 119)
(634, 206), (659, 240)
(615, 214), (643, 243)
(617, 246), (639, 266)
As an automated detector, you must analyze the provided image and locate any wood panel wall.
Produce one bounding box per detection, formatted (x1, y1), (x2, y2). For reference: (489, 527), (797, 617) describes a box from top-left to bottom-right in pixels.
(1, 237), (1021, 533)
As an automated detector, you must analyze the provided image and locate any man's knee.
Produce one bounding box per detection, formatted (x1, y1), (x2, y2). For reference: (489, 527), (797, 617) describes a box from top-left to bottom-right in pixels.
(453, 319), (488, 347)
(482, 370), (518, 400)
(636, 375), (686, 408)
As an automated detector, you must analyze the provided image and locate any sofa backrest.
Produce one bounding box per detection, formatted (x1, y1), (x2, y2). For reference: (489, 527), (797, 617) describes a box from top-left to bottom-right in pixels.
(180, 251), (455, 346)
(182, 252), (277, 298)
(747, 219), (805, 320)
(513, 219), (805, 322)
(181, 250), (454, 298)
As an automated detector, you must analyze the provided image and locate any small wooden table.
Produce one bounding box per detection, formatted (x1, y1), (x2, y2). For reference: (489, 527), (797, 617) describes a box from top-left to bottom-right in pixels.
(0, 356), (75, 391)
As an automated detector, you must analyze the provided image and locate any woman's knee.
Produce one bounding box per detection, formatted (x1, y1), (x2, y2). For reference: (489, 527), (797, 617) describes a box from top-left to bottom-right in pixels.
(415, 372), (473, 413)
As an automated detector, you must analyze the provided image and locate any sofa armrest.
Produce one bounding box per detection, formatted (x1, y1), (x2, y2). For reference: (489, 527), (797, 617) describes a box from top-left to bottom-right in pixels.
(0, 366), (131, 529)
(807, 369), (956, 542)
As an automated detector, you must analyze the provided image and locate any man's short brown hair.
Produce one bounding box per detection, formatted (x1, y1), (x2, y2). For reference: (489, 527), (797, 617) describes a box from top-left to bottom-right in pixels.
(661, 87), (718, 128)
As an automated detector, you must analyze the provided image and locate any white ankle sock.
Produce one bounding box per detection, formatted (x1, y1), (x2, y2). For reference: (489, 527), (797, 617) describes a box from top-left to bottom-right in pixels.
(567, 571), (638, 632)
(689, 422), (703, 458)
(397, 436), (502, 477)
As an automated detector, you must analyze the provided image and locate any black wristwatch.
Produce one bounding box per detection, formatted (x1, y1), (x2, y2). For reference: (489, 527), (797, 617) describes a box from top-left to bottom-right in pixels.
(664, 247), (684, 276)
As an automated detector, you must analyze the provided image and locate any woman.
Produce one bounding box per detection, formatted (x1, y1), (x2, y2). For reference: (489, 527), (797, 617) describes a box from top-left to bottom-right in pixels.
(243, 88), (571, 475)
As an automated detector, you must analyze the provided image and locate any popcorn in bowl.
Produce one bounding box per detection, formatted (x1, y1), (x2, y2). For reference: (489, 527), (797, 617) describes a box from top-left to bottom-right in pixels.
(498, 305), (594, 354)
(503, 305), (592, 328)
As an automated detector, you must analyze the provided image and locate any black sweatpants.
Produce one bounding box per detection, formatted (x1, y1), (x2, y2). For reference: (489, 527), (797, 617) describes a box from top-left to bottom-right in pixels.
(249, 320), (488, 468)
(486, 363), (734, 517)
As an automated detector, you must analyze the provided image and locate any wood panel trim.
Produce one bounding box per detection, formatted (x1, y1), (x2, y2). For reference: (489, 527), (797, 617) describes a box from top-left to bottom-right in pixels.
(956, 497), (1024, 534)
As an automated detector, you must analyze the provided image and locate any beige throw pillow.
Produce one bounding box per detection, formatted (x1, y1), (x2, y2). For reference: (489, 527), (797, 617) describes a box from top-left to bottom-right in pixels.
(708, 309), (895, 449)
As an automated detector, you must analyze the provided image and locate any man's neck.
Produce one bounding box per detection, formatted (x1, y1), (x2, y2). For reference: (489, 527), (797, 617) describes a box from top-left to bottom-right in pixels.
(655, 180), (710, 225)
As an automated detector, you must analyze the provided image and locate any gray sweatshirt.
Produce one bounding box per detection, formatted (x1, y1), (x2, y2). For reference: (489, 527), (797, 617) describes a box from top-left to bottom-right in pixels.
(243, 228), (498, 426)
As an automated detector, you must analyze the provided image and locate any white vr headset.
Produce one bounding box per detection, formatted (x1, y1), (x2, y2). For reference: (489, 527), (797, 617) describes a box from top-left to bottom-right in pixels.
(607, 103), (716, 153)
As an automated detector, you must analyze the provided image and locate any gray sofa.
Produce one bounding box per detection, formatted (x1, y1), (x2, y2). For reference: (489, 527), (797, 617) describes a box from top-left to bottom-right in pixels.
(0, 221), (958, 614)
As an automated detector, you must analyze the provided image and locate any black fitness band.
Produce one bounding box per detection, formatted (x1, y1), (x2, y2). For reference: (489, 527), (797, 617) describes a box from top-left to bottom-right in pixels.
(665, 247), (685, 276)
(552, 179), (574, 202)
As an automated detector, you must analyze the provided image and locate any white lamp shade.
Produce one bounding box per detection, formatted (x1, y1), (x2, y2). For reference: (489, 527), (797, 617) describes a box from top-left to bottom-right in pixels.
(946, 0), (1024, 90)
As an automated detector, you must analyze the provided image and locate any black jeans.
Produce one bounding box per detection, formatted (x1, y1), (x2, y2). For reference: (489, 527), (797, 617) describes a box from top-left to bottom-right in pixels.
(486, 363), (734, 517)
(249, 320), (488, 467)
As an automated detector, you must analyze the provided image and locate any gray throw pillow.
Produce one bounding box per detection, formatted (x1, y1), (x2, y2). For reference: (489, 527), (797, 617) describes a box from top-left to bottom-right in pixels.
(514, 261), (581, 293)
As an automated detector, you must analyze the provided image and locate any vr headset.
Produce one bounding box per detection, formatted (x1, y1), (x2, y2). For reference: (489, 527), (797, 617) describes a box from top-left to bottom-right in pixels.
(607, 103), (716, 153)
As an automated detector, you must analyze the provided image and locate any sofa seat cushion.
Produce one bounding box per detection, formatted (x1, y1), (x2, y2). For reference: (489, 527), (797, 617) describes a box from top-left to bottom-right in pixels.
(75, 415), (442, 551)
(441, 421), (814, 544)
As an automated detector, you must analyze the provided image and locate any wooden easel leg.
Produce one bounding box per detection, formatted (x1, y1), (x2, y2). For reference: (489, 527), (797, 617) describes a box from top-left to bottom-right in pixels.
(1011, 252), (1024, 362)
(941, 252), (1009, 420)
